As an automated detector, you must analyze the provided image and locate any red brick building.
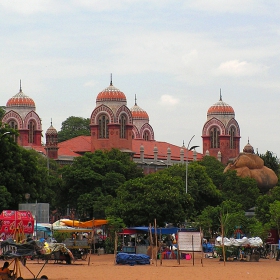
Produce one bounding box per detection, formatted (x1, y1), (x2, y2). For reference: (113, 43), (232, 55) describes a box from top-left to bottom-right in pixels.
(202, 91), (240, 165)
(2, 80), (241, 171)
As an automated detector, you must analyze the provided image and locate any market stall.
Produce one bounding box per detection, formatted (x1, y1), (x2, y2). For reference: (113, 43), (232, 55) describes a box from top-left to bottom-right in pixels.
(215, 236), (263, 262)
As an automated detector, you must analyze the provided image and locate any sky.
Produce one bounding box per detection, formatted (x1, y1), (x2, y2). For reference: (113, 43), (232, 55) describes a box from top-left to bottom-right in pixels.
(1, 0), (280, 157)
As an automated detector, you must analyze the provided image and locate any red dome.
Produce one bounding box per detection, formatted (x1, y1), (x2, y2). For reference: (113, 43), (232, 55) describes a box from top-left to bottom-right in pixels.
(46, 124), (57, 135)
(96, 83), (126, 102)
(6, 89), (35, 108)
(131, 104), (149, 120)
(207, 98), (234, 116)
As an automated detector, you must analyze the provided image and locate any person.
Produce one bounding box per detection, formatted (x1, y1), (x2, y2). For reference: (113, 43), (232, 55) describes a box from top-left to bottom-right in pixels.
(0, 261), (11, 280)
(27, 235), (33, 242)
(165, 234), (173, 250)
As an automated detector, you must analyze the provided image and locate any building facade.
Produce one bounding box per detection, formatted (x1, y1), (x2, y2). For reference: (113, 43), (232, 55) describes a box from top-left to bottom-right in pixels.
(2, 81), (242, 170)
(202, 91), (240, 165)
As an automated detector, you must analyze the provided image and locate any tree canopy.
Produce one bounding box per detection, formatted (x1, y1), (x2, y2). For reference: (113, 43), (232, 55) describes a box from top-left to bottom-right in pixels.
(259, 150), (280, 176)
(59, 149), (143, 219)
(57, 116), (90, 142)
(0, 127), (62, 210)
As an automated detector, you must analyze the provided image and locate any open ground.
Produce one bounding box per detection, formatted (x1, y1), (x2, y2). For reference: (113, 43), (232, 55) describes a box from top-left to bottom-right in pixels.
(2, 253), (280, 280)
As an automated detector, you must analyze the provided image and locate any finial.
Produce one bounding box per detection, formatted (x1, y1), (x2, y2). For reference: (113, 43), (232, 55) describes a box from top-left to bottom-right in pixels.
(20, 80), (22, 92)
(110, 73), (113, 86)
(248, 137), (249, 144)
(182, 140), (185, 147)
(135, 94), (137, 106)
(219, 88), (222, 101)
(51, 118), (52, 126)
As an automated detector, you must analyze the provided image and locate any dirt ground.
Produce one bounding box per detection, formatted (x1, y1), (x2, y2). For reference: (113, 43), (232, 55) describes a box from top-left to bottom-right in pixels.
(2, 253), (280, 280)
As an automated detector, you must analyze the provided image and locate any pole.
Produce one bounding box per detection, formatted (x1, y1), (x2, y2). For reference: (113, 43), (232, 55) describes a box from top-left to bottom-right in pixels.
(47, 148), (49, 175)
(186, 135), (195, 194)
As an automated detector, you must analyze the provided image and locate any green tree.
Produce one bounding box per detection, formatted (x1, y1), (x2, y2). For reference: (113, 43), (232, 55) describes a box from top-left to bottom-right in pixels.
(269, 200), (280, 236)
(198, 155), (225, 188)
(161, 163), (222, 217)
(0, 186), (13, 209)
(108, 162), (221, 227)
(0, 127), (62, 210)
(0, 107), (5, 120)
(104, 217), (126, 253)
(186, 162), (222, 216)
(259, 151), (279, 176)
(198, 200), (246, 238)
(58, 116), (90, 142)
(107, 172), (186, 227)
(59, 149), (143, 218)
(255, 186), (280, 225)
(221, 170), (260, 210)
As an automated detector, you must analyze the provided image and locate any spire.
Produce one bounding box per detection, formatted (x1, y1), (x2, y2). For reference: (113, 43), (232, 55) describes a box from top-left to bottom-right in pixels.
(20, 79), (22, 92)
(110, 73), (113, 86)
(219, 88), (222, 101)
(135, 94), (137, 106)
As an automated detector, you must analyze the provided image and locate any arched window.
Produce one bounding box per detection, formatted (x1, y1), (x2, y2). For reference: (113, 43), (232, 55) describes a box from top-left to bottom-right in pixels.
(210, 127), (220, 148)
(98, 115), (109, 138)
(120, 115), (127, 139)
(229, 127), (235, 149)
(28, 120), (36, 143)
(143, 131), (149, 141)
(8, 120), (17, 130)
(8, 120), (18, 142)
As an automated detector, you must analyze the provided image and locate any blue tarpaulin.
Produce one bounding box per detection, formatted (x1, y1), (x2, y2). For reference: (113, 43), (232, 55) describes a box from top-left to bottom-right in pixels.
(127, 227), (179, 235)
(116, 253), (150, 265)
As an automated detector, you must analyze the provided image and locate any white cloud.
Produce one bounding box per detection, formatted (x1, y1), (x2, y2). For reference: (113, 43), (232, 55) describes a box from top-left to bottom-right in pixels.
(214, 60), (268, 77)
(84, 80), (97, 88)
(183, 0), (278, 15)
(0, 0), (66, 15)
(160, 95), (179, 106)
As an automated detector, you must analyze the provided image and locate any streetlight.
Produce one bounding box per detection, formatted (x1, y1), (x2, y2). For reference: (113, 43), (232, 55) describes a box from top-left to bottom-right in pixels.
(185, 135), (199, 194)
(25, 193), (30, 203)
(0, 131), (11, 139)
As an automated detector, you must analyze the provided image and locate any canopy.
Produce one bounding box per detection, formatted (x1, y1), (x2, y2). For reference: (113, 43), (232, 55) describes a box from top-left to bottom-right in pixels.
(53, 226), (93, 233)
(215, 236), (263, 247)
(35, 223), (52, 234)
(60, 219), (108, 228)
(0, 210), (34, 240)
(124, 227), (179, 235)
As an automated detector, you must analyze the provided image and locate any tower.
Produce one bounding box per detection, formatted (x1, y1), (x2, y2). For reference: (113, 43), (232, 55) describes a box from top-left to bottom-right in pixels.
(90, 76), (133, 152)
(202, 91), (240, 165)
(45, 121), (59, 159)
(130, 95), (154, 140)
(2, 81), (42, 147)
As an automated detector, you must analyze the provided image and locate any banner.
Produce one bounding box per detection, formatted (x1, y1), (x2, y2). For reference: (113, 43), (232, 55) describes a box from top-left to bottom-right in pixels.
(0, 210), (34, 240)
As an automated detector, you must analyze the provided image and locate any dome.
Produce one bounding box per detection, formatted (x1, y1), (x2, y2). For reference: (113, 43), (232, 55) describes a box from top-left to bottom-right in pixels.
(46, 123), (57, 136)
(243, 140), (254, 154)
(96, 81), (126, 103)
(207, 93), (234, 117)
(130, 103), (149, 120)
(6, 86), (35, 108)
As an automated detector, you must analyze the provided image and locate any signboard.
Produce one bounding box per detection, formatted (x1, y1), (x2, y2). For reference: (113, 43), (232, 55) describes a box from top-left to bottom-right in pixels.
(0, 210), (34, 240)
(177, 231), (202, 252)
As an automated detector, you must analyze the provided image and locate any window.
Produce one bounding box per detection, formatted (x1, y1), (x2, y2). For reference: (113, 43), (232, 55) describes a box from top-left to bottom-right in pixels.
(28, 120), (35, 143)
(143, 131), (149, 141)
(120, 115), (127, 139)
(229, 127), (235, 149)
(8, 121), (17, 130)
(210, 127), (220, 148)
(8, 121), (18, 142)
(98, 115), (109, 138)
